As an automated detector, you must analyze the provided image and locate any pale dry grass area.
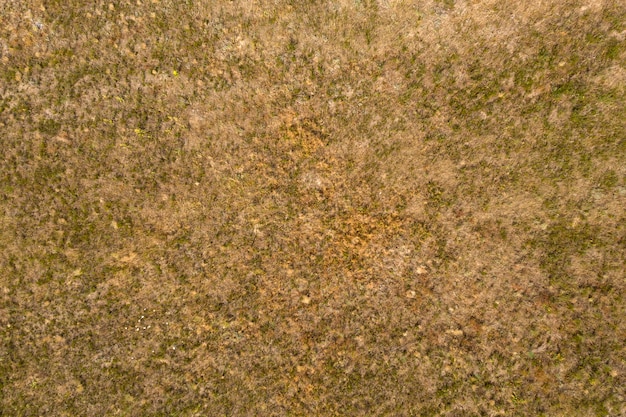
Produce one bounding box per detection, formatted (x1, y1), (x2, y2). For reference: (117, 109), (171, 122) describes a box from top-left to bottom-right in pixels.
(1, 0), (625, 415)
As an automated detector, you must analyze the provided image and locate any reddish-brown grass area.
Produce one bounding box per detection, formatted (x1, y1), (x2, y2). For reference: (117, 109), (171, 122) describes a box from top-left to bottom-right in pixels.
(1, 0), (625, 415)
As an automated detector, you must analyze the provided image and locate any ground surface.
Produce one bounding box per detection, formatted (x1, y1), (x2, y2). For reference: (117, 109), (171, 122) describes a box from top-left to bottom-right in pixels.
(1, 0), (625, 415)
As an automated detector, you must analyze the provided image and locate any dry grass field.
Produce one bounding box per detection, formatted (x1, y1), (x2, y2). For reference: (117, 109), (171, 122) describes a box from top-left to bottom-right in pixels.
(1, 0), (625, 415)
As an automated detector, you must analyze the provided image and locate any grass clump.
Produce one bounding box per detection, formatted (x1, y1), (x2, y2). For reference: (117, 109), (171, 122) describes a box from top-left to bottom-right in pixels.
(1, 0), (625, 416)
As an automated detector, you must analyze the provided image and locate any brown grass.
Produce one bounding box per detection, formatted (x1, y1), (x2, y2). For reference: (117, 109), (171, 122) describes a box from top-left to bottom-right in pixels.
(1, 0), (625, 415)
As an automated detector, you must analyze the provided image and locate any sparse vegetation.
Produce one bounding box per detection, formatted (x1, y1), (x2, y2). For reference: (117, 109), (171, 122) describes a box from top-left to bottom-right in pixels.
(1, 0), (625, 416)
